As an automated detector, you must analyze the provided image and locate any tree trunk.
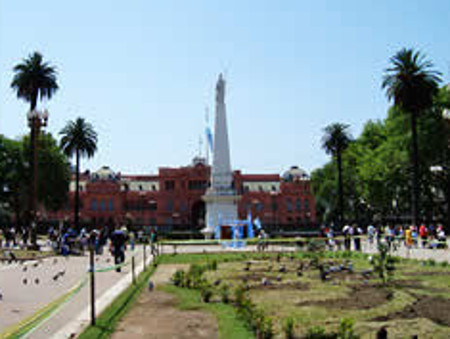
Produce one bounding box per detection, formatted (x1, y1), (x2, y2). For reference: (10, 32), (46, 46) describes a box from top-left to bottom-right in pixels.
(411, 112), (420, 227)
(75, 148), (80, 231)
(337, 150), (344, 228)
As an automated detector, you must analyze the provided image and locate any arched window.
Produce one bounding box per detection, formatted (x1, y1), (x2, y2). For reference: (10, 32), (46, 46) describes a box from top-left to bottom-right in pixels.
(304, 199), (310, 211)
(100, 200), (105, 211)
(91, 199), (97, 211)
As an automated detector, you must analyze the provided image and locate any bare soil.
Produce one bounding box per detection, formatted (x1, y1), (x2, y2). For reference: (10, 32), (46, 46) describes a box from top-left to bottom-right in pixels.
(112, 264), (218, 339)
(297, 285), (393, 310)
(373, 295), (450, 327)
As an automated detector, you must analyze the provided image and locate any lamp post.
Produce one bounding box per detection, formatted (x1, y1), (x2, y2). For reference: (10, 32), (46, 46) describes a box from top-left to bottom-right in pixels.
(443, 108), (450, 231)
(27, 109), (48, 247)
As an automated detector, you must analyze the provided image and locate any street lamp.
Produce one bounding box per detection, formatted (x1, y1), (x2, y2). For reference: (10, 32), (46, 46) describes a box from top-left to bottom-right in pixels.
(27, 108), (49, 247)
(443, 107), (450, 231)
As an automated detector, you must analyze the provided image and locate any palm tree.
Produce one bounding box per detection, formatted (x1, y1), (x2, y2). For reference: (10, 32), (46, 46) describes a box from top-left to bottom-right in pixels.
(60, 118), (98, 230)
(322, 123), (352, 228)
(382, 48), (441, 226)
(11, 52), (58, 244)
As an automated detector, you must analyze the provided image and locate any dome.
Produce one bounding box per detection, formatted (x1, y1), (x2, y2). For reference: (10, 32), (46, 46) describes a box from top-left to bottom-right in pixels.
(282, 166), (309, 182)
(91, 166), (117, 181)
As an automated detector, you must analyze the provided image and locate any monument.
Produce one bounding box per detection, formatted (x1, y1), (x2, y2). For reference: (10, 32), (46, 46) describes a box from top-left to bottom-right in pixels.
(202, 74), (240, 238)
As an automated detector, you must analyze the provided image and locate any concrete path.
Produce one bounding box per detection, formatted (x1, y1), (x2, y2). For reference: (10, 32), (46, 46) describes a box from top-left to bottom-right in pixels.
(0, 245), (150, 338)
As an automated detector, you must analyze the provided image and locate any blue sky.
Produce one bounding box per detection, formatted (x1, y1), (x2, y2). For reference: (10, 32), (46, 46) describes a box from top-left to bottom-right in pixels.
(1, 0), (449, 175)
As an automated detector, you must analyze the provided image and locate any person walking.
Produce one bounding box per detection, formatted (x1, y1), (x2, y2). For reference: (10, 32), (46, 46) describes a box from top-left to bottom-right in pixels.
(110, 226), (128, 272)
(419, 224), (428, 248)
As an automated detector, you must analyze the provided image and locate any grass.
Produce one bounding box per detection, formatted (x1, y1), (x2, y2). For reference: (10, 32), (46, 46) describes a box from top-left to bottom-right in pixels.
(162, 250), (450, 338)
(78, 261), (159, 339)
(161, 284), (253, 339)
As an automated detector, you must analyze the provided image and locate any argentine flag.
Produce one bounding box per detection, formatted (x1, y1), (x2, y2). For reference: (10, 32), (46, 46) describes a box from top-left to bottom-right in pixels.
(205, 127), (214, 151)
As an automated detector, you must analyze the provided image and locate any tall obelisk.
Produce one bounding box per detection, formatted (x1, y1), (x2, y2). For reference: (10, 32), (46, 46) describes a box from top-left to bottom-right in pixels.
(202, 74), (239, 238)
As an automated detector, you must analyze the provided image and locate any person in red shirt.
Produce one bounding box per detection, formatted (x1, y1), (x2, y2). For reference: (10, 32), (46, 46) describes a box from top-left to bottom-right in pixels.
(419, 224), (428, 248)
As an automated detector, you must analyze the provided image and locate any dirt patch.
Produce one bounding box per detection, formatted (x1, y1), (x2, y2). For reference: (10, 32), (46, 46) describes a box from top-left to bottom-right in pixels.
(112, 264), (218, 339)
(112, 291), (218, 339)
(297, 285), (393, 310)
(151, 264), (189, 286)
(403, 271), (450, 277)
(250, 281), (310, 291)
(373, 295), (450, 327)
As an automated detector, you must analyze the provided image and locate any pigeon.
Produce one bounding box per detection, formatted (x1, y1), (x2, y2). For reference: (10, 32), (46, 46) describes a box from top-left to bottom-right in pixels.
(23, 266), (27, 272)
(148, 280), (154, 291)
(279, 265), (287, 273)
(297, 270), (303, 277)
(23, 278), (28, 285)
(276, 275), (282, 282)
(53, 274), (59, 281)
(262, 278), (272, 286)
(9, 252), (17, 262)
(33, 262), (39, 268)
(0, 291), (3, 300)
(214, 279), (221, 286)
(35, 278), (40, 285)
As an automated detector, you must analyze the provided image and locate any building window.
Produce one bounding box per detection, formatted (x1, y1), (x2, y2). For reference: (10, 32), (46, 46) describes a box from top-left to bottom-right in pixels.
(100, 199), (105, 211)
(180, 201), (186, 212)
(91, 199), (97, 211)
(152, 185), (156, 191)
(257, 202), (264, 212)
(271, 185), (276, 192)
(304, 199), (310, 211)
(296, 198), (301, 211)
(244, 185), (250, 192)
(166, 199), (173, 211)
(123, 184), (129, 192)
(149, 201), (158, 211)
(296, 217), (302, 224)
(139, 185), (143, 191)
(258, 185), (263, 192)
(79, 185), (83, 192)
(108, 199), (114, 211)
(286, 199), (292, 212)
(165, 180), (175, 191)
(188, 180), (206, 190)
(287, 217), (293, 223)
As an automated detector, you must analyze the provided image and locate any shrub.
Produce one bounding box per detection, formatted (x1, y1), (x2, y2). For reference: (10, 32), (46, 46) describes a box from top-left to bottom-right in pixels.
(172, 269), (185, 287)
(261, 316), (274, 339)
(234, 284), (247, 307)
(337, 318), (359, 338)
(371, 242), (396, 285)
(200, 281), (213, 303)
(283, 317), (295, 339)
(220, 284), (230, 303)
(305, 326), (332, 338)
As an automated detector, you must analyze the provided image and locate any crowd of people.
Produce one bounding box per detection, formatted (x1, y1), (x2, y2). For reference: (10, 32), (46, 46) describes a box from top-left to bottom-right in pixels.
(1, 224), (159, 272)
(321, 222), (447, 251)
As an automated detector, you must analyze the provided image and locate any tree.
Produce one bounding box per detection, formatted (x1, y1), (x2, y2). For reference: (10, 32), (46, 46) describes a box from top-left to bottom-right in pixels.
(60, 118), (98, 230)
(382, 48), (441, 226)
(0, 133), (70, 228)
(11, 52), (58, 240)
(321, 123), (352, 227)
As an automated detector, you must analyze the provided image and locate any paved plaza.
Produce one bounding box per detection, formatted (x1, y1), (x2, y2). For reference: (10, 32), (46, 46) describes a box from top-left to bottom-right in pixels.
(0, 239), (448, 338)
(0, 245), (149, 338)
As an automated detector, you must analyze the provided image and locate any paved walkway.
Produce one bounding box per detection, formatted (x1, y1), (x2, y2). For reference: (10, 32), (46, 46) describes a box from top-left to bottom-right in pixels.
(0, 245), (150, 338)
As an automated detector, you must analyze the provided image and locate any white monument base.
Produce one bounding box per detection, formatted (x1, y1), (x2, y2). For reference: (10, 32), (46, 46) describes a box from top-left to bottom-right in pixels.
(203, 193), (240, 239)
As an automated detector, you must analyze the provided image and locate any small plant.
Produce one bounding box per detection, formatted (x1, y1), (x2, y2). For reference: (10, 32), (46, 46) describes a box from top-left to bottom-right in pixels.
(220, 284), (230, 303)
(261, 316), (274, 339)
(172, 269), (185, 287)
(234, 284), (247, 306)
(282, 317), (295, 339)
(305, 326), (332, 339)
(200, 281), (213, 303)
(371, 242), (396, 285)
(337, 318), (359, 338)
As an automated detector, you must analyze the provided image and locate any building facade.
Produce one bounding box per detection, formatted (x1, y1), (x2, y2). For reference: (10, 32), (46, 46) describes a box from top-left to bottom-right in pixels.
(47, 159), (316, 234)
